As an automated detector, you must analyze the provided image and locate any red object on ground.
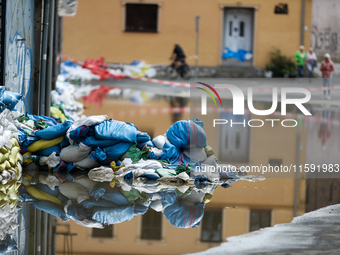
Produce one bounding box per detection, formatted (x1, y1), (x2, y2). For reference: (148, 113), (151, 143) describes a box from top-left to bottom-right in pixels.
(82, 57), (125, 80)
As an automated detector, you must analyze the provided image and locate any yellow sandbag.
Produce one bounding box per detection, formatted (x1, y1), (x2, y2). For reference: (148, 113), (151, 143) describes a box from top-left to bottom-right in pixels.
(28, 136), (64, 152)
(0, 161), (13, 172)
(204, 145), (215, 157)
(203, 193), (213, 204)
(26, 186), (62, 206)
(7, 184), (19, 201)
(109, 178), (120, 188)
(50, 107), (67, 123)
(0, 147), (8, 154)
(11, 138), (19, 148)
(0, 191), (5, 200)
(9, 146), (21, 167)
(0, 153), (6, 163)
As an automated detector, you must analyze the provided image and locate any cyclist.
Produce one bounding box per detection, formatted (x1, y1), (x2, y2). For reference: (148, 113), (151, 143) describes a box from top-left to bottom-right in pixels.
(170, 43), (186, 66)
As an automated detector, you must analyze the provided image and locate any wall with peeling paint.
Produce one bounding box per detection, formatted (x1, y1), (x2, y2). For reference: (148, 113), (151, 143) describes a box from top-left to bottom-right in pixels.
(4, 0), (35, 113)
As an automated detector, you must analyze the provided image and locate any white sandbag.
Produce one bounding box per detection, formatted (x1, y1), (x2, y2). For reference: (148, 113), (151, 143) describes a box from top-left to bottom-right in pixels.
(74, 155), (100, 170)
(0, 203), (18, 240)
(183, 147), (207, 162)
(152, 135), (171, 149)
(39, 152), (61, 168)
(73, 175), (97, 190)
(59, 181), (90, 203)
(115, 158), (163, 175)
(60, 143), (91, 163)
(88, 166), (114, 182)
(39, 174), (60, 190)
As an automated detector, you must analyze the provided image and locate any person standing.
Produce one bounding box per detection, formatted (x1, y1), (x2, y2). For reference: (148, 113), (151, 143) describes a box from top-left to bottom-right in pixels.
(320, 53), (335, 100)
(306, 47), (317, 82)
(294, 45), (306, 81)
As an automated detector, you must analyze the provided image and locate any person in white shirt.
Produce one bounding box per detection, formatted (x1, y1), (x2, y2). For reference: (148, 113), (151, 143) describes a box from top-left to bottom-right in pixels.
(306, 47), (317, 82)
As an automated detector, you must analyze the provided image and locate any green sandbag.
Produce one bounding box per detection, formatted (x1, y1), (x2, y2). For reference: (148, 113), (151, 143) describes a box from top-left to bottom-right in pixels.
(120, 144), (151, 162)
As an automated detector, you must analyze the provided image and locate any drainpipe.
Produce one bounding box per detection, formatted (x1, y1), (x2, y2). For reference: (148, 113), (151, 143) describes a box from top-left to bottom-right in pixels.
(293, 122), (301, 217)
(300, 0), (306, 46)
(39, 0), (50, 116)
(45, 0), (55, 117)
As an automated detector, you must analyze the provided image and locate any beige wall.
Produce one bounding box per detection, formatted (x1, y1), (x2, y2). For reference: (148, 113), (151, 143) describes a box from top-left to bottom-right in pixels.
(63, 0), (312, 68)
(56, 98), (306, 255)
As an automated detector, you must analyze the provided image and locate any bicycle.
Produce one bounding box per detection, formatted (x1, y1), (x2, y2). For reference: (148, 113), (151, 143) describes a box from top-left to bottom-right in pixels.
(165, 61), (192, 80)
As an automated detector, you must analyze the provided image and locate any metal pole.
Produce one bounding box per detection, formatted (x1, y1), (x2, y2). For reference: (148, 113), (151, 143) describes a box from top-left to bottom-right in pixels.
(195, 16), (200, 79)
(36, 209), (42, 255)
(300, 0), (306, 46)
(45, 0), (55, 117)
(293, 122), (301, 217)
(40, 0), (50, 116)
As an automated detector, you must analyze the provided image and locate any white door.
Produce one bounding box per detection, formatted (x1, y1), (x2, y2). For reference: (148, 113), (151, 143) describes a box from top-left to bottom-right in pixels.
(223, 9), (253, 57)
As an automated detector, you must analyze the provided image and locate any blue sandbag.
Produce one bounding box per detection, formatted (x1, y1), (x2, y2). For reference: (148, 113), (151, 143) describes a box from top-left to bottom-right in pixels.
(80, 199), (117, 209)
(102, 190), (130, 206)
(26, 113), (58, 126)
(18, 127), (39, 152)
(90, 142), (132, 165)
(92, 205), (135, 225)
(164, 202), (205, 228)
(33, 201), (69, 222)
(82, 136), (118, 148)
(89, 182), (110, 201)
(35, 120), (73, 140)
(36, 145), (61, 156)
(94, 120), (150, 143)
(149, 142), (190, 167)
(65, 203), (86, 221)
(34, 183), (59, 196)
(0, 234), (18, 254)
(166, 119), (207, 149)
(0, 88), (22, 111)
(69, 125), (94, 141)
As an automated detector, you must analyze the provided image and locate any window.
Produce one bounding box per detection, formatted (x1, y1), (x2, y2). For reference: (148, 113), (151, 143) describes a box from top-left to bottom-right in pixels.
(91, 225), (114, 238)
(268, 159), (283, 167)
(200, 209), (222, 242)
(125, 4), (158, 33)
(229, 21), (233, 36)
(239, 21), (245, 37)
(249, 210), (271, 232)
(141, 210), (162, 240)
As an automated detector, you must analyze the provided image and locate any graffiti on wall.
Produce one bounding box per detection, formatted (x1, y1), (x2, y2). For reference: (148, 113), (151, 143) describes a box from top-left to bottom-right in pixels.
(311, 26), (339, 54)
(5, 0), (35, 113)
(6, 33), (32, 113)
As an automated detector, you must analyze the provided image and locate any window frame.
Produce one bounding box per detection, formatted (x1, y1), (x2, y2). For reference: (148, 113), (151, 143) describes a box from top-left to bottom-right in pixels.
(249, 209), (272, 232)
(137, 210), (165, 243)
(121, 1), (162, 33)
(88, 225), (116, 242)
(200, 208), (223, 243)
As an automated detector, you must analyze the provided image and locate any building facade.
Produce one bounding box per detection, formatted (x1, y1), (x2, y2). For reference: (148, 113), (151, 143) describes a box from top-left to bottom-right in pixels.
(62, 0), (313, 68)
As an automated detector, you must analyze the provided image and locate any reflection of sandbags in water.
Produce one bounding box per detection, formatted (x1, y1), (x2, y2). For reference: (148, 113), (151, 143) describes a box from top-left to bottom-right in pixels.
(59, 181), (90, 203)
(73, 175), (97, 190)
(157, 172), (193, 186)
(60, 143), (91, 163)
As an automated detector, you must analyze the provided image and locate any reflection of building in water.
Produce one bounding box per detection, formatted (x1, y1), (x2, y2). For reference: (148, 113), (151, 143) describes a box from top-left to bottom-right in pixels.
(305, 109), (340, 212)
(56, 99), (306, 255)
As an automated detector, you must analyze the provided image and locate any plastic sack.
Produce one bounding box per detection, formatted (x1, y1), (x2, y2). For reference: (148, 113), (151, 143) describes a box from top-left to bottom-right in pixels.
(26, 113), (58, 126)
(73, 175), (97, 190)
(33, 200), (69, 222)
(28, 136), (64, 152)
(26, 186), (62, 206)
(74, 155), (100, 170)
(183, 147), (207, 162)
(39, 152), (61, 168)
(91, 205), (136, 225)
(90, 142), (131, 165)
(88, 167), (114, 182)
(60, 143), (91, 163)
(81, 136), (117, 148)
(50, 106), (67, 123)
(94, 120), (150, 143)
(0, 234), (18, 254)
(59, 181), (90, 203)
(152, 135), (171, 149)
(166, 119), (207, 149)
(38, 174), (60, 191)
(67, 115), (107, 144)
(35, 120), (73, 140)
(164, 202), (205, 228)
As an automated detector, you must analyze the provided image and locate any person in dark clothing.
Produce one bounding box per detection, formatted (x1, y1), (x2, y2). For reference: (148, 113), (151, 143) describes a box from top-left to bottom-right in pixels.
(170, 43), (186, 64)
